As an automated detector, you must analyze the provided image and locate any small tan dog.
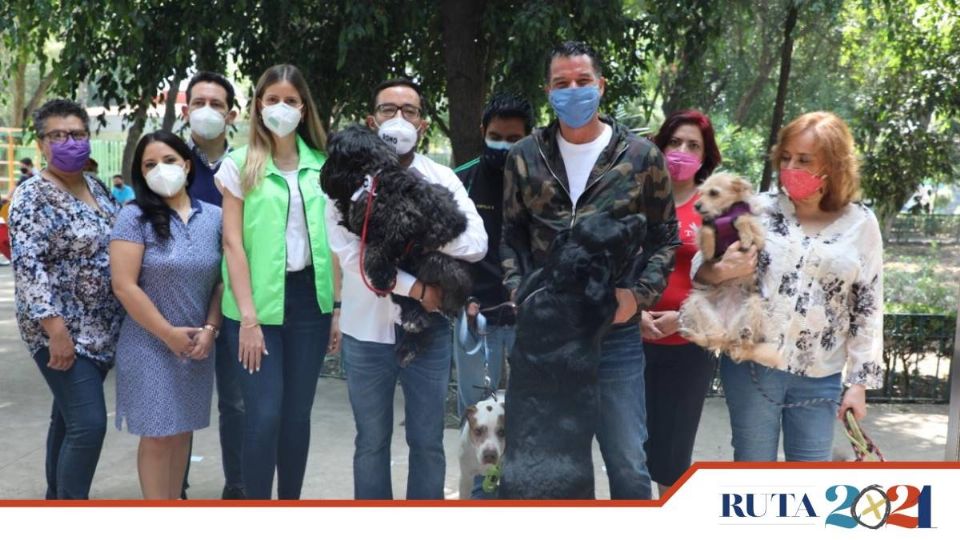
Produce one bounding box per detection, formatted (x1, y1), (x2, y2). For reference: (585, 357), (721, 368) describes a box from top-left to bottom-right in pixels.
(679, 172), (783, 368)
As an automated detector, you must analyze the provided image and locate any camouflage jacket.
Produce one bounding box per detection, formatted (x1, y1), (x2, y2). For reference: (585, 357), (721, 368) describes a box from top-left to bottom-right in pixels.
(500, 117), (679, 316)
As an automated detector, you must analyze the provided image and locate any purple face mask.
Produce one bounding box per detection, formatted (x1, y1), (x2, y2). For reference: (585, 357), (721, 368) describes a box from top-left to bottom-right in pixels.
(49, 138), (92, 173)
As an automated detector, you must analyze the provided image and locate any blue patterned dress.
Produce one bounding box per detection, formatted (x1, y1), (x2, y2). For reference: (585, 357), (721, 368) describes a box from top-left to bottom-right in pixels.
(112, 199), (222, 436)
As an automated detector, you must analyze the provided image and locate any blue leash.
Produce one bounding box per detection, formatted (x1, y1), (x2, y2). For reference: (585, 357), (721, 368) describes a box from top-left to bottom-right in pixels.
(457, 308), (495, 399)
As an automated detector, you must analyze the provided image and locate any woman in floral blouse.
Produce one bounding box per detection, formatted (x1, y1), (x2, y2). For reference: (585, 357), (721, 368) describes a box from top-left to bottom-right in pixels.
(694, 111), (883, 461)
(9, 99), (122, 498)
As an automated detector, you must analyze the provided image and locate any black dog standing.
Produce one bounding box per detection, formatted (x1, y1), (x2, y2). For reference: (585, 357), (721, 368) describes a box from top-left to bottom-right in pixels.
(320, 125), (473, 364)
(499, 212), (646, 499)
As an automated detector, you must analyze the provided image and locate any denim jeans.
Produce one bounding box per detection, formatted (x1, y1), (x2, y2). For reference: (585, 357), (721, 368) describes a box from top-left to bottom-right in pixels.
(719, 356), (842, 461)
(341, 314), (451, 500)
(453, 322), (514, 417)
(214, 329), (245, 490)
(223, 268), (331, 499)
(33, 349), (108, 500)
(596, 324), (652, 500)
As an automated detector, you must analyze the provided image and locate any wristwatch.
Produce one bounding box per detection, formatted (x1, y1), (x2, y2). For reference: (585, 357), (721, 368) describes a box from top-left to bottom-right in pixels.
(201, 323), (220, 339)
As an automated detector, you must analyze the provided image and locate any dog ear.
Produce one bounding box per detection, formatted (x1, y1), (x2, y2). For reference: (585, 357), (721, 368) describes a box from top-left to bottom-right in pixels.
(732, 176), (753, 194)
(464, 405), (478, 426)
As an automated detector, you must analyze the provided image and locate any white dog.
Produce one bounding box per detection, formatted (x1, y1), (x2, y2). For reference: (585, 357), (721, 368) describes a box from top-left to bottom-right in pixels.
(458, 392), (505, 499)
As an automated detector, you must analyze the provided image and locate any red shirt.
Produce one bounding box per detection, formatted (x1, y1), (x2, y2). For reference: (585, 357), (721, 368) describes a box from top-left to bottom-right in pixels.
(645, 193), (701, 345)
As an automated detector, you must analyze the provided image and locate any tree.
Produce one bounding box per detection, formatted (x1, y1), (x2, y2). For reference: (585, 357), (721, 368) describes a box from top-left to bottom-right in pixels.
(0, 0), (59, 128)
(759, 0), (800, 192)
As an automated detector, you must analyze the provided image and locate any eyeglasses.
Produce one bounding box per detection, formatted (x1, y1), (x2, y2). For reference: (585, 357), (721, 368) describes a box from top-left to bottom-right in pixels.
(375, 103), (422, 121)
(41, 130), (90, 143)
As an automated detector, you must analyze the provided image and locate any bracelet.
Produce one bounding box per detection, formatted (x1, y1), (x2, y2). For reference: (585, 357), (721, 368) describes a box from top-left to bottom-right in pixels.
(240, 321), (259, 329)
(333, 301), (342, 310)
(201, 323), (220, 338)
(417, 283), (427, 303)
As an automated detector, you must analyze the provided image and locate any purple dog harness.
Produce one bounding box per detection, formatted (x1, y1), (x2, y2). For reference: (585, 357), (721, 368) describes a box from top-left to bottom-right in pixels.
(710, 201), (752, 256)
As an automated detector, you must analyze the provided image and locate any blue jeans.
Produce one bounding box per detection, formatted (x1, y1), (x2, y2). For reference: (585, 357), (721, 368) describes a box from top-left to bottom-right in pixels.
(214, 329), (244, 490)
(223, 269), (332, 499)
(341, 315), (451, 500)
(720, 356), (842, 461)
(453, 323), (514, 417)
(33, 349), (108, 500)
(596, 324), (652, 500)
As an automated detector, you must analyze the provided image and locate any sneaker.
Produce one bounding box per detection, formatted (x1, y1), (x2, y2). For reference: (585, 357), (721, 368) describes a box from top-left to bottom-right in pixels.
(222, 485), (246, 500)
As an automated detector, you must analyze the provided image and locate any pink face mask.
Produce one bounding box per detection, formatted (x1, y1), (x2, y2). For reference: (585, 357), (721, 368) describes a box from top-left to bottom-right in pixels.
(665, 151), (702, 182)
(780, 168), (824, 200)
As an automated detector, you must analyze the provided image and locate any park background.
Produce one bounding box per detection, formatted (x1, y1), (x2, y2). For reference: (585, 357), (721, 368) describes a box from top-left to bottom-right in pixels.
(0, 0), (958, 498)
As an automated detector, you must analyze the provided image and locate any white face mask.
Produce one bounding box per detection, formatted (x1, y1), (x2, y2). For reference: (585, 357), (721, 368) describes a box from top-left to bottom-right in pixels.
(189, 106), (227, 140)
(377, 116), (419, 155)
(261, 102), (302, 138)
(145, 162), (187, 198)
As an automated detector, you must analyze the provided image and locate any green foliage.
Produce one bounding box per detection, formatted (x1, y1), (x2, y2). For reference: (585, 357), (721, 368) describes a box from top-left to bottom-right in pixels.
(884, 249), (958, 315)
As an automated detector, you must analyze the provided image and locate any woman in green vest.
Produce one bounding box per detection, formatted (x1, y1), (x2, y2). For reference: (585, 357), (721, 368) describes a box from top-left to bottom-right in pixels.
(216, 64), (340, 500)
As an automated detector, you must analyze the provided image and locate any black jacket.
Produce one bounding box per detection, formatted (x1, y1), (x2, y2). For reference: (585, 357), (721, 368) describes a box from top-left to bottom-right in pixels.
(455, 156), (515, 326)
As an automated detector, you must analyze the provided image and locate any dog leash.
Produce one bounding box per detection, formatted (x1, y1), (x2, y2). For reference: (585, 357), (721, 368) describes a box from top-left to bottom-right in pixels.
(357, 174), (396, 296)
(842, 409), (885, 461)
(748, 361), (841, 409)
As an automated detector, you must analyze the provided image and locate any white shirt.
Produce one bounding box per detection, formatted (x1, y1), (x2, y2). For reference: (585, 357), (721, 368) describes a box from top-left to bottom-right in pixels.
(691, 192), (884, 388)
(216, 158), (313, 272)
(557, 124), (612, 206)
(326, 153), (488, 344)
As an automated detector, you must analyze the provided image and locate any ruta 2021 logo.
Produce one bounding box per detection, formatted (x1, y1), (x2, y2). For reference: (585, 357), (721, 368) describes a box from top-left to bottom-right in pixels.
(722, 484), (932, 529)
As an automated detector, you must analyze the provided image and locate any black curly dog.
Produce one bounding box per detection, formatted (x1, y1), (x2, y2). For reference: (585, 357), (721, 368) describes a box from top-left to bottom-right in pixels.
(320, 125), (472, 365)
(499, 211), (646, 499)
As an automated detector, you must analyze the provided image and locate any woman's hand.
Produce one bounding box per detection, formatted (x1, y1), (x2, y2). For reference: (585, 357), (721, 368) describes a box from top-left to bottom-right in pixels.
(327, 311), (342, 355)
(163, 326), (199, 359)
(47, 326), (76, 371)
(640, 310), (663, 341)
(650, 310), (681, 338)
(712, 241), (758, 282)
(613, 288), (639, 324)
(839, 384), (867, 421)
(187, 327), (216, 360)
(239, 323), (268, 374)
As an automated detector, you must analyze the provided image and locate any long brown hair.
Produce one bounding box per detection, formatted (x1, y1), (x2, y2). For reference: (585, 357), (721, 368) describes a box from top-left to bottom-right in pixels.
(241, 64), (327, 194)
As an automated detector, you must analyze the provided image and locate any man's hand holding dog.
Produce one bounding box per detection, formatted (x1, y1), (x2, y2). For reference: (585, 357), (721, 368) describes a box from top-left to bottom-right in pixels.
(613, 288), (639, 324)
(648, 310), (680, 338)
(412, 280), (444, 312)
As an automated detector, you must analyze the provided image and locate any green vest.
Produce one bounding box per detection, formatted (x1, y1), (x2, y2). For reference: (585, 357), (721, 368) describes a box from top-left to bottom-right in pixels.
(221, 137), (334, 324)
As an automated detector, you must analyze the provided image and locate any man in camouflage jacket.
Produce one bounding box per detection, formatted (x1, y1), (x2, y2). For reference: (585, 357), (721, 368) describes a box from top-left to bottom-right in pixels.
(500, 41), (679, 500)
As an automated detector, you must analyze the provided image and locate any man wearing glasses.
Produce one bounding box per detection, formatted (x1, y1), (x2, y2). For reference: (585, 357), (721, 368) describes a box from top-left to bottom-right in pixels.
(325, 78), (486, 499)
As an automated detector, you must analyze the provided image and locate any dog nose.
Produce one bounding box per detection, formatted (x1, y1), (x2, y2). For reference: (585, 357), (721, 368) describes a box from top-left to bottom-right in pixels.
(694, 202), (702, 211)
(481, 450), (499, 464)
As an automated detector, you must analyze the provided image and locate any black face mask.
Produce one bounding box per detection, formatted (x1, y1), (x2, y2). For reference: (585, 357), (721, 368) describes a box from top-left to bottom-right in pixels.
(20, 167), (29, 175)
(114, 184), (123, 189)
(481, 144), (510, 171)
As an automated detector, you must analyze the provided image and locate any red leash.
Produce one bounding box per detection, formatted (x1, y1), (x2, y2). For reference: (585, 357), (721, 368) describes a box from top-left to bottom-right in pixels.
(358, 175), (396, 296)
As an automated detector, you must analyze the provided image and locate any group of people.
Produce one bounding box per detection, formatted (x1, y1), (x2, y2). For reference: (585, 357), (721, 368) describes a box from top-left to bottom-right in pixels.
(6, 40), (883, 501)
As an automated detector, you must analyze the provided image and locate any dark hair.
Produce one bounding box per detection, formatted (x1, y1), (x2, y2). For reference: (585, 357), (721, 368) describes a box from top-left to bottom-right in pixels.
(112, 174), (124, 182)
(186, 71), (236, 110)
(544, 41), (603, 83)
(33, 99), (90, 138)
(371, 78), (426, 113)
(130, 130), (196, 240)
(482, 92), (534, 134)
(652, 109), (722, 184)
(20, 157), (33, 166)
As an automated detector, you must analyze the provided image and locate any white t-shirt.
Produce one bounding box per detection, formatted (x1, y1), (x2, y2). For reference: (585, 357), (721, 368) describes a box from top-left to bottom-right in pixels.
(216, 158), (313, 272)
(326, 153), (488, 344)
(557, 124), (612, 206)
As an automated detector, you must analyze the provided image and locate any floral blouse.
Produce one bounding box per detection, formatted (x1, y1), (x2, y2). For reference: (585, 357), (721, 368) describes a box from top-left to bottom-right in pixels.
(693, 192), (884, 388)
(9, 174), (123, 366)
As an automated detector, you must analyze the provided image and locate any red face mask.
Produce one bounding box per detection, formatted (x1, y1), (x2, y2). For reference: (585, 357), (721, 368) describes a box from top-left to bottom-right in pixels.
(780, 168), (824, 200)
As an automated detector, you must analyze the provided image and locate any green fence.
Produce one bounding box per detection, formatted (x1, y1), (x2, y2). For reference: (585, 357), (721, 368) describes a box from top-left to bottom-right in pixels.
(889, 214), (960, 244)
(7, 139), (124, 180)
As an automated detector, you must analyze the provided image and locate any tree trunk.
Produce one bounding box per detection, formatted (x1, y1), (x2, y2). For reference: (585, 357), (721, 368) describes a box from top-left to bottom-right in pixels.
(440, 0), (487, 168)
(759, 1), (800, 193)
(121, 98), (151, 181)
(12, 56), (27, 128)
(23, 72), (57, 122)
(732, 47), (777, 125)
(162, 73), (183, 131)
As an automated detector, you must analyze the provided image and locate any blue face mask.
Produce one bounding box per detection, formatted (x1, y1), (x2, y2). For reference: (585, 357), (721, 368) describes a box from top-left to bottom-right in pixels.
(482, 138), (514, 170)
(549, 85), (601, 128)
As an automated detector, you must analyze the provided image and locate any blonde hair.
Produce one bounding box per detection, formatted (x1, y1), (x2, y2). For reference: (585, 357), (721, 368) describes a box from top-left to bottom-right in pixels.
(241, 64), (327, 194)
(770, 111), (860, 212)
